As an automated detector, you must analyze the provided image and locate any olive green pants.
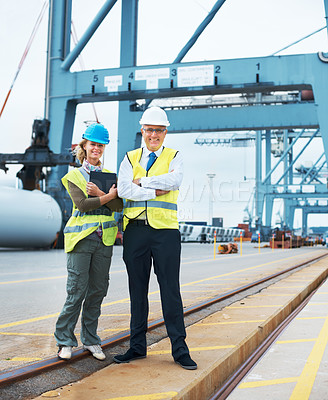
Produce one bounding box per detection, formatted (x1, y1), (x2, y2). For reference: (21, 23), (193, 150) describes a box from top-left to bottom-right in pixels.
(54, 238), (113, 347)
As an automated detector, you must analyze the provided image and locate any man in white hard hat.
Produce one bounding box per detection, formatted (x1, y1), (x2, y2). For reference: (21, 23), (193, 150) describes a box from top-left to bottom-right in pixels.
(114, 106), (197, 370)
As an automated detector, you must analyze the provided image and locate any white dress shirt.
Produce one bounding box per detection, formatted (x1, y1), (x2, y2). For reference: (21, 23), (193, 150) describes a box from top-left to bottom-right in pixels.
(117, 146), (183, 201)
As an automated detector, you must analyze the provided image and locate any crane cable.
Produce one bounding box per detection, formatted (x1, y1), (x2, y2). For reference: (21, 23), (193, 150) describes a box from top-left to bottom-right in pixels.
(0, 2), (100, 124)
(0, 1), (49, 119)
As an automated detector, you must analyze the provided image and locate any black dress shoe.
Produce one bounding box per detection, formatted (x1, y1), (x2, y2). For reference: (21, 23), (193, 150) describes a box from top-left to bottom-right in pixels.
(113, 348), (146, 364)
(175, 354), (197, 370)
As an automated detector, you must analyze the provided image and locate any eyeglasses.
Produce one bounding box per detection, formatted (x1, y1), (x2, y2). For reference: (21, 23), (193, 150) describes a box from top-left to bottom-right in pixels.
(142, 128), (166, 134)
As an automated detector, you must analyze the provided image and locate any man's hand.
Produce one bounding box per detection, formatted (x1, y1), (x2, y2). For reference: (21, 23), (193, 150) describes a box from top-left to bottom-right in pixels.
(155, 189), (170, 196)
(132, 178), (141, 186)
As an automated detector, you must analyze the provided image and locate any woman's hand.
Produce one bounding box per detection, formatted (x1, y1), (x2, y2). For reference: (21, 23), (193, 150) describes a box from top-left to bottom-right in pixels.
(99, 184), (118, 205)
(86, 182), (104, 197)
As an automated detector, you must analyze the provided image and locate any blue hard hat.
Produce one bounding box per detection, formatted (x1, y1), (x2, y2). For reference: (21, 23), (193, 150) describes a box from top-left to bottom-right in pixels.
(82, 123), (110, 144)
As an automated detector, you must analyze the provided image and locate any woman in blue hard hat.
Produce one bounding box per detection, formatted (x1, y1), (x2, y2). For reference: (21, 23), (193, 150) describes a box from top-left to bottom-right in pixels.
(54, 123), (119, 361)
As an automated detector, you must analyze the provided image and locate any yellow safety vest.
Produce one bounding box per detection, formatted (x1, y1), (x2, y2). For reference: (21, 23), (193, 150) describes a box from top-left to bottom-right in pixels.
(62, 168), (118, 253)
(123, 147), (179, 230)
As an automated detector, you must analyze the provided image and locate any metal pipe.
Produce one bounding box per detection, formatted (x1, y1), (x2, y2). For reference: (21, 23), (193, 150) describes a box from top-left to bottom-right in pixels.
(207, 173), (216, 225)
(174, 0), (226, 63)
(255, 129), (262, 229)
(276, 129), (318, 185)
(265, 130), (272, 226)
(300, 152), (325, 184)
(145, 0), (226, 109)
(324, 0), (328, 41)
(271, 26), (326, 56)
(263, 130), (305, 184)
(308, 160), (326, 184)
(61, 0), (117, 71)
(283, 130), (288, 228)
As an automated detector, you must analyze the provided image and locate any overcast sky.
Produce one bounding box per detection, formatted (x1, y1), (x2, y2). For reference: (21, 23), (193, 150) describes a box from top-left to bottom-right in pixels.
(0, 0), (328, 228)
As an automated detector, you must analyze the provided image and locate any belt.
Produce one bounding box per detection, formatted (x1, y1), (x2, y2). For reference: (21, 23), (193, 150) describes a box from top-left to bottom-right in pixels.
(128, 219), (149, 226)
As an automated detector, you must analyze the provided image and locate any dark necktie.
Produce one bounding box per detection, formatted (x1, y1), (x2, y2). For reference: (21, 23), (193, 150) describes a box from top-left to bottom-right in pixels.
(146, 152), (157, 171)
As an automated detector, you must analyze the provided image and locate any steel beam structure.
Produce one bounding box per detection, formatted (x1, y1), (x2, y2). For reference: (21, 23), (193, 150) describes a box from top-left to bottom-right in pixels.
(3, 0), (327, 236)
(252, 126), (328, 233)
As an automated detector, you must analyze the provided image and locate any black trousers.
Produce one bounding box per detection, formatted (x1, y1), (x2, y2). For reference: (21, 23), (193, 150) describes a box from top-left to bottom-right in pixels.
(123, 223), (189, 360)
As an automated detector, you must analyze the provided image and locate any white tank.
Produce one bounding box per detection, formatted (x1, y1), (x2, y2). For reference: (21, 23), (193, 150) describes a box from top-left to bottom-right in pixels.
(0, 187), (62, 248)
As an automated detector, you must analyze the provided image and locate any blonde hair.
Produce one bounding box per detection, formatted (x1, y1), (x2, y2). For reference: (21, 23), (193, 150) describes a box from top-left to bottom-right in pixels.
(75, 139), (88, 164)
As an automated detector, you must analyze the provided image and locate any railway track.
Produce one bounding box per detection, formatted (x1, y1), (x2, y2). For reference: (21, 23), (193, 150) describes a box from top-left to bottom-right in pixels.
(208, 273), (327, 400)
(1, 251), (327, 399)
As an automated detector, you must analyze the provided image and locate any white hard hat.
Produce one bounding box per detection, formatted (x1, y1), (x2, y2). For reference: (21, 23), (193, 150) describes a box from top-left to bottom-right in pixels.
(139, 106), (170, 127)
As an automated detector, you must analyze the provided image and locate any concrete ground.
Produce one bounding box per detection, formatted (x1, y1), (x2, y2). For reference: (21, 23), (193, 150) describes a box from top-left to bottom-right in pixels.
(28, 251), (328, 400)
(227, 270), (328, 400)
(1, 243), (324, 372)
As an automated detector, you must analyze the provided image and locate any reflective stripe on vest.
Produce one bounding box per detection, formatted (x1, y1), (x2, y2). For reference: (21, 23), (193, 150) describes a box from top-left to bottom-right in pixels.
(64, 220), (117, 234)
(125, 200), (177, 211)
(64, 222), (99, 234)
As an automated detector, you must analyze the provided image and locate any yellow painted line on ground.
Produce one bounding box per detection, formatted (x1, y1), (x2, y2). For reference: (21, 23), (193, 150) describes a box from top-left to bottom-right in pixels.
(196, 296), (215, 301)
(290, 316), (328, 400)
(181, 251), (280, 265)
(180, 251), (319, 288)
(103, 328), (130, 332)
(249, 294), (291, 297)
(0, 332), (52, 337)
(228, 305), (283, 309)
(272, 286), (305, 289)
(104, 392), (178, 400)
(192, 283), (227, 286)
(0, 270), (126, 285)
(208, 278), (251, 282)
(196, 319), (265, 326)
(181, 290), (217, 293)
(101, 298), (130, 307)
(148, 345), (236, 355)
(194, 289), (234, 297)
(276, 338), (316, 344)
(239, 376), (298, 389)
(296, 316), (328, 321)
(1, 251), (323, 330)
(0, 313), (60, 329)
(6, 357), (42, 362)
(101, 314), (131, 316)
(0, 275), (66, 285)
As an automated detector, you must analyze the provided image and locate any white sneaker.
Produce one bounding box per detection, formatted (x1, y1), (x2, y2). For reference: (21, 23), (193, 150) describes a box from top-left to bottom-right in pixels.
(83, 344), (106, 360)
(58, 346), (72, 360)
